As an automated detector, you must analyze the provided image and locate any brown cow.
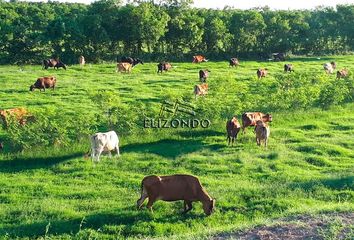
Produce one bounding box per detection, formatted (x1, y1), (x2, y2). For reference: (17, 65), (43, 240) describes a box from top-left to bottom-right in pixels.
(78, 55), (85, 67)
(257, 68), (268, 79)
(116, 62), (132, 73)
(30, 76), (56, 92)
(192, 55), (208, 63)
(255, 120), (270, 147)
(241, 112), (272, 133)
(194, 83), (208, 99)
(0, 107), (29, 128)
(199, 69), (210, 82)
(336, 69), (348, 79)
(157, 62), (172, 73)
(137, 174), (215, 215)
(229, 58), (239, 67)
(226, 116), (241, 145)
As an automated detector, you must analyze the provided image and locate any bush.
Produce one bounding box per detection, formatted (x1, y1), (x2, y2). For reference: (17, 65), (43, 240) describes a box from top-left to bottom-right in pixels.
(6, 109), (97, 150)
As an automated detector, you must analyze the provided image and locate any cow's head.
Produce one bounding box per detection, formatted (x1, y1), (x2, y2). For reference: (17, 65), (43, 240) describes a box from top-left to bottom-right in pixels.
(203, 198), (216, 216)
(330, 61), (336, 69)
(136, 58), (143, 65)
(29, 85), (35, 91)
(265, 114), (272, 122)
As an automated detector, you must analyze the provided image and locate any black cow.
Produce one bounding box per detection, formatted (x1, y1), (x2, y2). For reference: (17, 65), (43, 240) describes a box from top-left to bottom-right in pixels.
(199, 69), (210, 83)
(272, 53), (285, 61)
(119, 56), (144, 67)
(157, 62), (172, 73)
(42, 58), (67, 70)
(284, 64), (294, 72)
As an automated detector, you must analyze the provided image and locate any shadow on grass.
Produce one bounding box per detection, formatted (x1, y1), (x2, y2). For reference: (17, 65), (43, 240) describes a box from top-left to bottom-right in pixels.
(0, 206), (204, 238)
(0, 152), (83, 173)
(123, 138), (224, 159)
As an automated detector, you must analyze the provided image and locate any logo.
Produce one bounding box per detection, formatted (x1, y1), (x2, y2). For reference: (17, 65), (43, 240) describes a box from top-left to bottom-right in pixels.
(144, 99), (211, 129)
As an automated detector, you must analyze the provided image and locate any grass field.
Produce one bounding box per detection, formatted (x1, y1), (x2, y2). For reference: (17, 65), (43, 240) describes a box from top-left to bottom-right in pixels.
(0, 56), (353, 239)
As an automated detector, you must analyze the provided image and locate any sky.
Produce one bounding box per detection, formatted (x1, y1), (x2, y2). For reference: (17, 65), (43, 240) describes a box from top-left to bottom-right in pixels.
(14, 0), (354, 9)
(193, 0), (354, 9)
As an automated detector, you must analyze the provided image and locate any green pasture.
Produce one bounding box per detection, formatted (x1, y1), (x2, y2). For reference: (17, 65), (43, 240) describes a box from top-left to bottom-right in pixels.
(0, 56), (353, 239)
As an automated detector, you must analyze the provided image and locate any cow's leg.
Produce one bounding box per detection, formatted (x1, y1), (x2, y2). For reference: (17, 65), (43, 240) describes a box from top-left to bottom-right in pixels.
(256, 138), (260, 146)
(108, 151), (112, 158)
(91, 149), (95, 162)
(137, 186), (148, 209)
(183, 201), (193, 214)
(231, 137), (235, 146)
(227, 136), (230, 145)
(115, 144), (120, 156)
(146, 196), (157, 212)
(265, 138), (268, 147)
(96, 148), (103, 162)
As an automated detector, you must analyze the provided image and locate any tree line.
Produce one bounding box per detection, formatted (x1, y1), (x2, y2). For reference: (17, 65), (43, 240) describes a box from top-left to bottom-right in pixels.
(0, 0), (353, 64)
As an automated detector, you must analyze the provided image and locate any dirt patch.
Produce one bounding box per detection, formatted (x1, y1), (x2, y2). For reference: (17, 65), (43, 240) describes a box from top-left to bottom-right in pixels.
(213, 212), (354, 240)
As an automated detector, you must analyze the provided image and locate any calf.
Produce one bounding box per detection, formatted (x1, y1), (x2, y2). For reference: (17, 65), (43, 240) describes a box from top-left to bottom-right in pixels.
(90, 130), (120, 163)
(192, 55), (208, 63)
(255, 120), (270, 147)
(0, 107), (29, 128)
(199, 69), (210, 82)
(336, 69), (348, 79)
(30, 76), (56, 92)
(137, 174), (215, 215)
(229, 58), (239, 67)
(323, 62), (336, 74)
(242, 112), (272, 133)
(226, 116), (241, 145)
(157, 62), (172, 73)
(284, 64), (294, 72)
(117, 62), (132, 73)
(78, 55), (85, 67)
(194, 83), (208, 99)
(257, 68), (268, 79)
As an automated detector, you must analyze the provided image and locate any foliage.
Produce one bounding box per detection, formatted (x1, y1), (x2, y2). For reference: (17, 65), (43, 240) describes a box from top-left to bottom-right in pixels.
(1, 1), (354, 63)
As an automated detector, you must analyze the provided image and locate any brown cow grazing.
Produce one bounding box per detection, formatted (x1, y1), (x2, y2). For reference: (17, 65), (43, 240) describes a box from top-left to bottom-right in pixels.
(226, 116), (241, 145)
(194, 83), (208, 99)
(116, 62), (132, 73)
(137, 174), (215, 215)
(0, 107), (29, 128)
(284, 64), (294, 72)
(255, 120), (270, 147)
(199, 69), (210, 82)
(241, 112), (272, 134)
(229, 58), (239, 67)
(336, 69), (348, 79)
(157, 62), (172, 73)
(192, 55), (208, 63)
(257, 68), (268, 79)
(30, 76), (56, 92)
(78, 55), (85, 67)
